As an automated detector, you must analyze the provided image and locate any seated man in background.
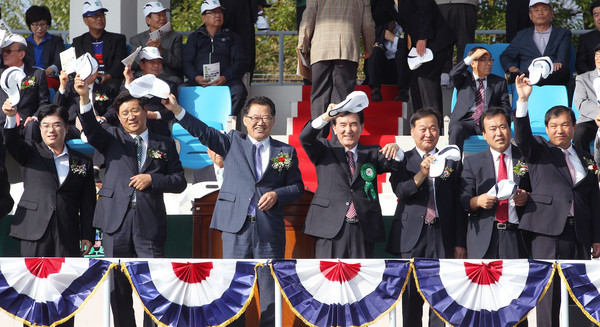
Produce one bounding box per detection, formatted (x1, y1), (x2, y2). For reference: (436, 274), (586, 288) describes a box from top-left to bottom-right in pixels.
(130, 1), (183, 84)
(576, 0), (600, 74)
(500, 0), (571, 86)
(573, 43), (600, 151)
(192, 148), (224, 185)
(182, 0), (248, 116)
(449, 47), (511, 153)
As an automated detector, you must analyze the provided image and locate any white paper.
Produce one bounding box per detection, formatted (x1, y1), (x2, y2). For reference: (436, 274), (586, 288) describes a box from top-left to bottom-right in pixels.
(0, 19), (12, 34)
(0, 30), (6, 47)
(149, 22), (172, 41)
(203, 62), (220, 83)
(121, 46), (142, 67)
(60, 48), (77, 74)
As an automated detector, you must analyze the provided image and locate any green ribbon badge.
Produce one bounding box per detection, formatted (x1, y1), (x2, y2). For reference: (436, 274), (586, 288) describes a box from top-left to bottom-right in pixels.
(360, 163), (377, 201)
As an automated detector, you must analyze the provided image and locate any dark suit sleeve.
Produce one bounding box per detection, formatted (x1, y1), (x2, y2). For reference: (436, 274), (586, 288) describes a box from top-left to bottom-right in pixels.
(513, 111), (542, 162)
(106, 34), (127, 78)
(149, 139), (187, 194)
(449, 59), (469, 89)
(32, 70), (50, 118)
(50, 35), (66, 71)
(223, 32), (247, 82)
(78, 108), (114, 153)
(2, 125), (33, 165)
(0, 143), (13, 218)
(453, 160), (467, 248)
(459, 156), (478, 214)
(178, 111), (232, 157)
(390, 161), (419, 201)
(271, 146), (304, 207)
(162, 33), (183, 77)
(299, 120), (329, 164)
(499, 79), (511, 115)
(576, 33), (591, 74)
(500, 34), (522, 71)
(79, 156), (96, 242)
(413, 0), (434, 41)
(554, 29), (572, 65)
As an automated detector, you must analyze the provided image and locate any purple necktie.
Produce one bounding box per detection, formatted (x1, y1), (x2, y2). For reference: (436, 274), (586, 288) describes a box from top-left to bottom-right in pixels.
(346, 151), (357, 218)
(248, 143), (263, 216)
(473, 78), (486, 125)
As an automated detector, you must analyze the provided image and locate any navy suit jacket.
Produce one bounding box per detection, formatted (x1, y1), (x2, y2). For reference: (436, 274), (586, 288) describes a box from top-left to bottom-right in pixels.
(0, 64), (49, 124)
(449, 60), (511, 125)
(72, 31), (127, 79)
(299, 121), (402, 243)
(178, 112), (304, 246)
(460, 146), (531, 259)
(514, 113), (600, 249)
(386, 147), (466, 256)
(576, 29), (600, 74)
(500, 26), (571, 72)
(0, 142), (12, 219)
(79, 109), (186, 242)
(3, 127), (95, 253)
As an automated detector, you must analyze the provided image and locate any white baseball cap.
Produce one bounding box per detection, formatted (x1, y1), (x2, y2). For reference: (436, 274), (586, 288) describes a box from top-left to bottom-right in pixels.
(487, 180), (518, 201)
(529, 0), (551, 7)
(1, 34), (27, 48)
(75, 53), (99, 81)
(139, 47), (163, 60)
(407, 47), (434, 70)
(82, 1), (108, 17)
(143, 2), (169, 17)
(125, 74), (170, 99)
(328, 91), (369, 117)
(0, 67), (26, 105)
(528, 56), (553, 85)
(201, 0), (225, 15)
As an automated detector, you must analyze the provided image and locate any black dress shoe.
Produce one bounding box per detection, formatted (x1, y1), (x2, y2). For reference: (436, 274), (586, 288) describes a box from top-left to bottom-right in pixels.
(371, 88), (382, 102)
(393, 89), (409, 102)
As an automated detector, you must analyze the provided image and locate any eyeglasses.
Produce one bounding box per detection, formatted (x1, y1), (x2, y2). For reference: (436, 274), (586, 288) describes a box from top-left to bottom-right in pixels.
(2, 49), (23, 54)
(203, 9), (224, 16)
(119, 108), (142, 118)
(245, 115), (273, 123)
(84, 13), (105, 19)
(40, 122), (65, 130)
(475, 58), (495, 63)
(31, 22), (48, 29)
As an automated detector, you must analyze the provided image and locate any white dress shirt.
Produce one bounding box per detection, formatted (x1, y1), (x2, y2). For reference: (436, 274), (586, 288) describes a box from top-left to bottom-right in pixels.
(489, 145), (519, 224)
(416, 147), (439, 216)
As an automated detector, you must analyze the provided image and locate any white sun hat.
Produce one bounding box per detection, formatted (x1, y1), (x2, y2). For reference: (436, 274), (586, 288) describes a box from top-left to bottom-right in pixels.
(0, 67), (25, 105)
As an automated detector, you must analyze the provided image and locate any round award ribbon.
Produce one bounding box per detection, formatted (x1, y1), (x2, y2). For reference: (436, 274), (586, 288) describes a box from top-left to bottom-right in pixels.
(360, 163), (377, 201)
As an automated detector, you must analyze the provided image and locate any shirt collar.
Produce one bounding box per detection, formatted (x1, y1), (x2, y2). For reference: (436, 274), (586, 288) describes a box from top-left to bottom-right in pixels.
(489, 145), (512, 162)
(130, 129), (149, 143)
(45, 143), (69, 159)
(415, 147), (437, 158)
(562, 144), (577, 157)
(26, 33), (52, 43)
(248, 135), (271, 149)
(344, 145), (358, 156)
(534, 25), (553, 35)
(473, 71), (487, 81)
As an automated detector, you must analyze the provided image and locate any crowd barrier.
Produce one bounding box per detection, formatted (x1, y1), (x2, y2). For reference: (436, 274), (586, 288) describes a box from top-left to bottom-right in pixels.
(2, 257), (600, 327)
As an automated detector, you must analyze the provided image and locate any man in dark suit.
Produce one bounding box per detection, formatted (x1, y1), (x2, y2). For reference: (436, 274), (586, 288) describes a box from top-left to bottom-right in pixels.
(386, 108), (466, 327)
(514, 74), (600, 326)
(76, 82), (186, 327)
(500, 0), (571, 86)
(449, 47), (511, 152)
(163, 95), (303, 326)
(0, 34), (49, 141)
(73, 0), (127, 94)
(0, 142), (12, 219)
(576, 0), (600, 74)
(460, 108), (531, 260)
(300, 104), (403, 258)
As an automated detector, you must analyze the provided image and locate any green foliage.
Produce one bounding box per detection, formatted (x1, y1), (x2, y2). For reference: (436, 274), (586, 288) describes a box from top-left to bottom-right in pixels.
(0, 0), (69, 34)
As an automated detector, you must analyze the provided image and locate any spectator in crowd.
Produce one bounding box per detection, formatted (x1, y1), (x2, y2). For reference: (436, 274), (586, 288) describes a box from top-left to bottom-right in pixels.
(500, 0), (571, 86)
(460, 108), (531, 260)
(299, 103), (403, 259)
(102, 47), (176, 138)
(366, 0), (410, 102)
(192, 147), (224, 185)
(76, 84), (186, 327)
(130, 1), (183, 84)
(514, 74), (600, 327)
(435, 0), (478, 88)
(386, 108), (466, 327)
(298, 0), (374, 137)
(573, 43), (600, 152)
(506, 0), (533, 42)
(449, 47), (511, 153)
(576, 0), (600, 74)
(0, 141), (12, 219)
(182, 0), (248, 117)
(163, 95), (304, 326)
(73, 0), (127, 95)
(24, 5), (65, 90)
(2, 104), (95, 327)
(594, 111), (600, 173)
(0, 34), (50, 141)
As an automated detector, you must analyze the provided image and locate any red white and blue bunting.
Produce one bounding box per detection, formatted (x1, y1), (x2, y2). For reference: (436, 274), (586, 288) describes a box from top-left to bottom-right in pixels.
(412, 258), (554, 327)
(271, 259), (411, 327)
(558, 261), (600, 325)
(122, 259), (258, 327)
(0, 258), (114, 327)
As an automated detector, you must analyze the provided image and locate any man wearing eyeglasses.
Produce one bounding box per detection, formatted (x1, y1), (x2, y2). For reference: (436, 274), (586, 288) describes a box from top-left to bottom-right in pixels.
(163, 95), (304, 326)
(72, 0), (127, 94)
(448, 47), (511, 153)
(182, 0), (248, 117)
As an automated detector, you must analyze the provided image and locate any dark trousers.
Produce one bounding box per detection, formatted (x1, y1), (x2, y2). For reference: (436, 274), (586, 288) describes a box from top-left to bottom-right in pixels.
(438, 3), (477, 73)
(482, 229), (525, 259)
(103, 206), (165, 327)
(310, 60), (358, 137)
(410, 46), (452, 120)
(574, 120), (597, 153)
(400, 222), (449, 327)
(365, 35), (410, 91)
(536, 64), (571, 87)
(315, 220), (374, 259)
(221, 217), (285, 327)
(530, 220), (588, 327)
(448, 115), (480, 154)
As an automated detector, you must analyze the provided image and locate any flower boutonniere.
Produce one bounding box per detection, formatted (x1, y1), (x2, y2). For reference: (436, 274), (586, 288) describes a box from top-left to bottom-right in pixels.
(70, 160), (87, 176)
(440, 166), (453, 180)
(148, 147), (167, 160)
(95, 93), (109, 102)
(271, 152), (292, 172)
(585, 158), (598, 175)
(20, 75), (36, 89)
(513, 160), (528, 177)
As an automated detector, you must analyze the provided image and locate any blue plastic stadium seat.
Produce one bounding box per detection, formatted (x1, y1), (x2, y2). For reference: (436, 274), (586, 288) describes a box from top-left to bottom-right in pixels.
(66, 139), (95, 154)
(512, 85), (568, 138)
(174, 86), (232, 170)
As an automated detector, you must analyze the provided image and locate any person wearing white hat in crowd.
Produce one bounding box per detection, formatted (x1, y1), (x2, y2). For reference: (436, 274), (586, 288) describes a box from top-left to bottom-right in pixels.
(72, 0), (127, 95)
(500, 0), (571, 86)
(182, 0), (248, 117)
(130, 1), (183, 84)
(0, 34), (50, 142)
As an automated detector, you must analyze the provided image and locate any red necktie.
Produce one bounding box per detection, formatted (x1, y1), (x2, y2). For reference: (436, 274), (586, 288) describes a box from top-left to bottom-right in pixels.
(472, 78), (485, 125)
(346, 151), (357, 218)
(496, 153), (508, 223)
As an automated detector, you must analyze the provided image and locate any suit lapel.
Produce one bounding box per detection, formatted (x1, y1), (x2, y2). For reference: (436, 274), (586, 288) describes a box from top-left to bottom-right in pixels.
(510, 147), (522, 184)
(352, 143), (368, 185)
(140, 135), (157, 173)
(574, 148), (592, 187)
(38, 143), (60, 186)
(549, 144), (576, 185)
(544, 28), (558, 56)
(334, 145), (352, 183)
(245, 137), (258, 180)
(259, 142), (275, 182)
(121, 130), (141, 173)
